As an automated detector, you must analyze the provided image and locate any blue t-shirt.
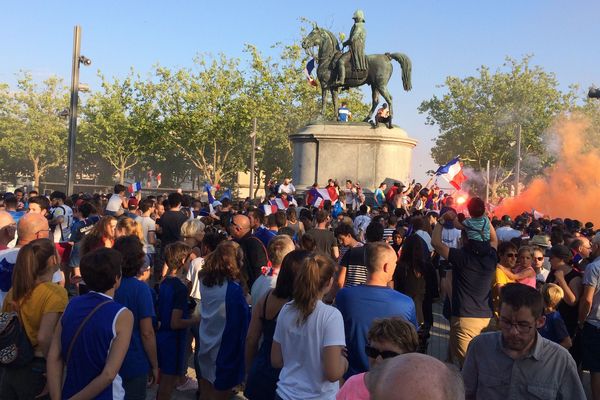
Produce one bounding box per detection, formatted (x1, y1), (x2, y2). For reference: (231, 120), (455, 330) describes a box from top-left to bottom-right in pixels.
(157, 276), (189, 331)
(114, 277), (156, 379)
(253, 227), (276, 248)
(8, 210), (24, 224)
(70, 215), (101, 243)
(338, 106), (351, 122)
(335, 285), (417, 377)
(538, 310), (569, 345)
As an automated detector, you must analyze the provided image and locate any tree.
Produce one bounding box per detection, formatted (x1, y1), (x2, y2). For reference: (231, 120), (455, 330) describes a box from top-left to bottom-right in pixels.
(0, 73), (68, 189)
(80, 71), (159, 184)
(419, 56), (574, 199)
(153, 55), (253, 187)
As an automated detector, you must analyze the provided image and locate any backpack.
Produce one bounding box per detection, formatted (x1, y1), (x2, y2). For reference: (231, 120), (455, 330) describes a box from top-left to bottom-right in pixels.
(0, 311), (35, 367)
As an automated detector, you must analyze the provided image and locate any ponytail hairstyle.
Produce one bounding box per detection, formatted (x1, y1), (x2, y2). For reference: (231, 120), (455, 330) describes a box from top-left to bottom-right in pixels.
(292, 253), (335, 325)
(12, 238), (57, 302)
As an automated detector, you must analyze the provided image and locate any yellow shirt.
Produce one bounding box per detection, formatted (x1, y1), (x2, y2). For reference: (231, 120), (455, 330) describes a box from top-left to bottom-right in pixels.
(2, 282), (68, 351)
(492, 267), (514, 317)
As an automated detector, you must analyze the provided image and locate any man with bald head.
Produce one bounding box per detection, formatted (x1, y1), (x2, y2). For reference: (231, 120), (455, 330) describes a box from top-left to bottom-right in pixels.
(336, 242), (417, 378)
(0, 213), (50, 306)
(368, 353), (465, 400)
(0, 211), (16, 251)
(230, 213), (268, 288)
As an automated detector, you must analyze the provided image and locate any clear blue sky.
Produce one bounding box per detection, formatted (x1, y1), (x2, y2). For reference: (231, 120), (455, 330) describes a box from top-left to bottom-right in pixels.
(2, 1), (599, 181)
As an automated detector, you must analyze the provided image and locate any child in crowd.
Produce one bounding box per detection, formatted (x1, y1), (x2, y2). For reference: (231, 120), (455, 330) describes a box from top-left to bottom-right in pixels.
(156, 242), (199, 400)
(538, 283), (572, 349)
(461, 197), (490, 244)
(336, 317), (419, 400)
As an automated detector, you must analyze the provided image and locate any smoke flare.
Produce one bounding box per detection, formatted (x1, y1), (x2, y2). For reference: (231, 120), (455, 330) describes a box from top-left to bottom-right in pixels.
(495, 116), (600, 225)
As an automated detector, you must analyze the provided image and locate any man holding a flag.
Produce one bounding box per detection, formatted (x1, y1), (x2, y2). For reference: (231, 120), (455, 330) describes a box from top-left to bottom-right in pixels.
(436, 157), (466, 190)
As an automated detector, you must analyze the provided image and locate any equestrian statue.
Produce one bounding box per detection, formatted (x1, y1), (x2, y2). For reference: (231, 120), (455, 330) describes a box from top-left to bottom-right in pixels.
(302, 10), (412, 128)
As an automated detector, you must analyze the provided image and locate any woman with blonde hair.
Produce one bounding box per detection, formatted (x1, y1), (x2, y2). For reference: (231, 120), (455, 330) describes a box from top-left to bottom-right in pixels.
(271, 253), (347, 400)
(181, 219), (206, 257)
(116, 217), (144, 241)
(197, 241), (249, 400)
(1, 238), (68, 399)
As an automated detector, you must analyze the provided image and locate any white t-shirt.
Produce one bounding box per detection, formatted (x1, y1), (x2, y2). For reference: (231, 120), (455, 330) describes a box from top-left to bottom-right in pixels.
(278, 183), (296, 195)
(250, 271), (278, 308)
(274, 300), (346, 400)
(50, 205), (73, 242)
(135, 216), (156, 254)
(186, 257), (204, 301)
(106, 193), (123, 214)
(441, 227), (462, 261)
(496, 226), (522, 242)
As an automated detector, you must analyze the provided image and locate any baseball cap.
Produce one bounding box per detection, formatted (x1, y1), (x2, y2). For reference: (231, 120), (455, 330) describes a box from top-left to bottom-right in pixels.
(550, 245), (572, 261)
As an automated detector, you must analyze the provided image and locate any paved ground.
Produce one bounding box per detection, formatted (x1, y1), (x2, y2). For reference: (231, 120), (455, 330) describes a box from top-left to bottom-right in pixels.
(147, 301), (593, 399)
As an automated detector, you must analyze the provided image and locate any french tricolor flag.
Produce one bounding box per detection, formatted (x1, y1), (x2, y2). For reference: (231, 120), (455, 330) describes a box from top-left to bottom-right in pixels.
(307, 188), (332, 208)
(436, 157), (466, 190)
(304, 59), (317, 87)
(263, 203), (278, 216)
(128, 182), (142, 193)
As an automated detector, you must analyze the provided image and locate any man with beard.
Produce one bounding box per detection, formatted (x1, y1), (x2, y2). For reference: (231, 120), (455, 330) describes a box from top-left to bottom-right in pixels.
(462, 283), (584, 399)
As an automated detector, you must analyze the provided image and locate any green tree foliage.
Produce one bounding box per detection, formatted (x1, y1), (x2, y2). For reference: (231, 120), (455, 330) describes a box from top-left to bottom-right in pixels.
(419, 56), (573, 199)
(80, 71), (159, 184)
(0, 73), (68, 189)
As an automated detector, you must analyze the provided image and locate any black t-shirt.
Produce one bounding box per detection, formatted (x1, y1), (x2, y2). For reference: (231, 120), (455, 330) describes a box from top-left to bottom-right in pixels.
(341, 246), (367, 287)
(448, 247), (497, 318)
(306, 228), (337, 256)
(157, 210), (188, 246)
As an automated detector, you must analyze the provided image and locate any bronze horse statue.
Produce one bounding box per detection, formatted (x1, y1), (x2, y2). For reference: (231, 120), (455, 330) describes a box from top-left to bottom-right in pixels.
(302, 25), (412, 127)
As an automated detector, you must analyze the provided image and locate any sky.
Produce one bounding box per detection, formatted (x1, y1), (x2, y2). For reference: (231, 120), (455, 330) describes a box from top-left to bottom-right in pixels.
(2, 0), (599, 182)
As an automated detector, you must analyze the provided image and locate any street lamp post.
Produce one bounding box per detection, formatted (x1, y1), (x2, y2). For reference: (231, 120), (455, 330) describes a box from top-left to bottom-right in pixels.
(66, 25), (91, 196)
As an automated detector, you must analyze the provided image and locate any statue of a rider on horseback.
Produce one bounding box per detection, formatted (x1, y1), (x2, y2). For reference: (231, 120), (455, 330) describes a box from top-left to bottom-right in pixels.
(335, 10), (368, 87)
(302, 10), (412, 128)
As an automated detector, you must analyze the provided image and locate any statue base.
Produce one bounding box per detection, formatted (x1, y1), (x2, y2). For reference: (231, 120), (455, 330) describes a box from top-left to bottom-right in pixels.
(289, 122), (418, 194)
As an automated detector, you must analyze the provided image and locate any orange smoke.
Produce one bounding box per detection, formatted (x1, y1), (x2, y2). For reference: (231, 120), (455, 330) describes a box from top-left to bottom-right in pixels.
(495, 116), (600, 225)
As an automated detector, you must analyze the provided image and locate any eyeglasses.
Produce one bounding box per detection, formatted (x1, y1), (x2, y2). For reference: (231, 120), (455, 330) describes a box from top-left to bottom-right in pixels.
(365, 345), (400, 359)
(34, 229), (52, 238)
(499, 318), (534, 334)
(535, 257), (544, 261)
(505, 253), (517, 258)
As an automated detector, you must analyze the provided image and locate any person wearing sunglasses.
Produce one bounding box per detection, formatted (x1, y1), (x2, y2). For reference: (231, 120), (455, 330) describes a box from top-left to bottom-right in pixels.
(463, 283), (585, 400)
(336, 317), (418, 400)
(492, 242), (518, 319)
(532, 246), (550, 289)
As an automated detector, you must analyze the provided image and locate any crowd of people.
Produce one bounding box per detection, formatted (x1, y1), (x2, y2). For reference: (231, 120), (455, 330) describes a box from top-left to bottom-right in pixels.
(0, 180), (597, 400)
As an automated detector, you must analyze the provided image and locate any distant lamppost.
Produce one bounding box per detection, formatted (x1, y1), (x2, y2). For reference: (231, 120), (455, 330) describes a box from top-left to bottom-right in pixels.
(66, 25), (91, 195)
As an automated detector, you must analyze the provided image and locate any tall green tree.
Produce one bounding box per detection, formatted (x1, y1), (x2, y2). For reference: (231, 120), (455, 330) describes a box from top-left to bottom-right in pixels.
(154, 55), (252, 187)
(419, 56), (574, 199)
(80, 71), (159, 184)
(0, 73), (68, 189)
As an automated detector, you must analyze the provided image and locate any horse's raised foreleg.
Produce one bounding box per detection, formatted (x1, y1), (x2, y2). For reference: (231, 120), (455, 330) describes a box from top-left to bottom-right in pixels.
(366, 88), (380, 123)
(379, 86), (394, 129)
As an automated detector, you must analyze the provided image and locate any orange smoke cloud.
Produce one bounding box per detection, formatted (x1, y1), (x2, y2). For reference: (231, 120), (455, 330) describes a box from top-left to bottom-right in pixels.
(495, 116), (600, 225)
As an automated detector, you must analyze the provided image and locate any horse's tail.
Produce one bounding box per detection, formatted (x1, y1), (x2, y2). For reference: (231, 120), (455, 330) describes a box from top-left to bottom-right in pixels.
(385, 52), (412, 91)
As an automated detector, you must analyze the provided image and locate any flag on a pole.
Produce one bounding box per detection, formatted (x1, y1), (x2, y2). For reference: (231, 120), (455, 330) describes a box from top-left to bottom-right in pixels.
(307, 188), (332, 208)
(436, 157), (466, 190)
(204, 183), (215, 205)
(128, 182), (142, 193)
(304, 58), (317, 87)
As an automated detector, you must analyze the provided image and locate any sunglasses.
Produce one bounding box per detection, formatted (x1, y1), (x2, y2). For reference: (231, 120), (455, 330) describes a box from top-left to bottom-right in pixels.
(506, 253), (517, 258)
(365, 345), (399, 359)
(535, 257), (544, 261)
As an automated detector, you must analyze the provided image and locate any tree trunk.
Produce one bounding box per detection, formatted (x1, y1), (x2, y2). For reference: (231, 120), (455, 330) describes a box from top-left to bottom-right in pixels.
(119, 163), (126, 184)
(32, 159), (40, 191)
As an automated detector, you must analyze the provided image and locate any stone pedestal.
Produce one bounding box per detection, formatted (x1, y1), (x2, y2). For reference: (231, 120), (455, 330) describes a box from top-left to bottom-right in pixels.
(290, 122), (418, 193)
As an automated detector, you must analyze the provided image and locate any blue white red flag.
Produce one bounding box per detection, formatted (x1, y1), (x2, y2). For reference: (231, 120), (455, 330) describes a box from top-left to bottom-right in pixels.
(263, 203), (278, 216)
(436, 157), (466, 190)
(204, 183), (215, 205)
(307, 188), (332, 208)
(219, 188), (232, 202)
(128, 182), (142, 193)
(304, 58), (317, 87)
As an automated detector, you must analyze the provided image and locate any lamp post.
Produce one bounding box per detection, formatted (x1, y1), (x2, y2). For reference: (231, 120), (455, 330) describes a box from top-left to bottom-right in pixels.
(66, 25), (91, 196)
